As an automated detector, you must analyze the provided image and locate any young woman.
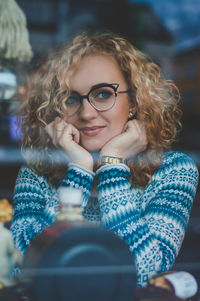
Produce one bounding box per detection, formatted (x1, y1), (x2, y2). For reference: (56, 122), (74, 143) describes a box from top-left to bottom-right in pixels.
(11, 32), (199, 287)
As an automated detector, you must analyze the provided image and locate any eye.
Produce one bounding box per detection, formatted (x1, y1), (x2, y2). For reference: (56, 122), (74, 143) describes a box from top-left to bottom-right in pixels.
(91, 87), (114, 102)
(65, 93), (80, 106)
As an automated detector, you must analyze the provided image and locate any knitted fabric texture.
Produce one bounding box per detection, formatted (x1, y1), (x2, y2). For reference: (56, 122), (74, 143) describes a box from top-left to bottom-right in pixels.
(11, 151), (199, 287)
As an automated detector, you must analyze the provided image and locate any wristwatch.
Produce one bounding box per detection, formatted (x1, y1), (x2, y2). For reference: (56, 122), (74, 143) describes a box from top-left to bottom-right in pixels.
(98, 155), (124, 167)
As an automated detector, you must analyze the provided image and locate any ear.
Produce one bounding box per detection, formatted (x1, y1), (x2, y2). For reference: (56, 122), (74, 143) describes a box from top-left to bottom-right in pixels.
(128, 106), (137, 120)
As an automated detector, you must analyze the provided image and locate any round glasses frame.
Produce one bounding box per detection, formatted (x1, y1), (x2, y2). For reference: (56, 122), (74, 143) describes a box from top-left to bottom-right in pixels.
(65, 83), (130, 116)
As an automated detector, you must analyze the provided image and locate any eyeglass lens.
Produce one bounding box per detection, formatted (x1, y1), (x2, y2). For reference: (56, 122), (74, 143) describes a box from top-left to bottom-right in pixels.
(65, 85), (116, 115)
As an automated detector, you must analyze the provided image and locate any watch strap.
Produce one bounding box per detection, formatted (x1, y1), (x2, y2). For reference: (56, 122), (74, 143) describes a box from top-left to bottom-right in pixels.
(98, 155), (123, 166)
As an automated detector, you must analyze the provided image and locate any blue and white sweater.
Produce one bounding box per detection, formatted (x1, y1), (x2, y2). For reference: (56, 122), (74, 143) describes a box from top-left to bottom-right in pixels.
(11, 151), (199, 286)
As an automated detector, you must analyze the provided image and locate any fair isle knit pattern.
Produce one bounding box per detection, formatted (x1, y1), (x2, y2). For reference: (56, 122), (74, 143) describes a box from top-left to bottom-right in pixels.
(11, 151), (199, 287)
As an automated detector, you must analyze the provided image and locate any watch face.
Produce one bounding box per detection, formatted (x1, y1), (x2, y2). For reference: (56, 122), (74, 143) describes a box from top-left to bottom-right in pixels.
(101, 156), (123, 164)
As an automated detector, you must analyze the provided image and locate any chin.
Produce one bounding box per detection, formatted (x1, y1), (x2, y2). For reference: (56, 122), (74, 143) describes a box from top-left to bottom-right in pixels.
(80, 138), (106, 153)
(84, 145), (101, 152)
(81, 142), (102, 152)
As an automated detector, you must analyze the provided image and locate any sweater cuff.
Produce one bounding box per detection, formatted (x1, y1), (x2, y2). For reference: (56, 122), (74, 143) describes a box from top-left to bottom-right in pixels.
(61, 163), (95, 207)
(96, 163), (130, 174)
(68, 163), (95, 177)
(96, 163), (131, 194)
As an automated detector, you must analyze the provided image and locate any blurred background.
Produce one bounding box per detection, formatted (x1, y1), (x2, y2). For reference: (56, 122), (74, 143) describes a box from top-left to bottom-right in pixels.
(0, 0), (200, 278)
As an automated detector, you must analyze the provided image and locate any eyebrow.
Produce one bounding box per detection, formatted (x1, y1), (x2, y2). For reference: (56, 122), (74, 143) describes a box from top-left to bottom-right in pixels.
(71, 82), (112, 94)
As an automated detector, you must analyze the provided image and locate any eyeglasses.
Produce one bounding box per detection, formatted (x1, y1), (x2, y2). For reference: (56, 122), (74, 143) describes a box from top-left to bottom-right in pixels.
(64, 83), (129, 116)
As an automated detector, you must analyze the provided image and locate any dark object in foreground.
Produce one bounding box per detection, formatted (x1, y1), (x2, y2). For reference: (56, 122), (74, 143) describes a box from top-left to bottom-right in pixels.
(20, 221), (137, 301)
(14, 220), (199, 301)
(2, 279), (198, 301)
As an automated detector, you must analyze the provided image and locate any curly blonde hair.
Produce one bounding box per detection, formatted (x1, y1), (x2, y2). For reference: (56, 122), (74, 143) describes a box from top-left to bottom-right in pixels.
(19, 31), (182, 187)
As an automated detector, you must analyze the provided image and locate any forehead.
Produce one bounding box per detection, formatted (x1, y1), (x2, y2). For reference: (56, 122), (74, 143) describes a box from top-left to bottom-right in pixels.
(69, 54), (126, 92)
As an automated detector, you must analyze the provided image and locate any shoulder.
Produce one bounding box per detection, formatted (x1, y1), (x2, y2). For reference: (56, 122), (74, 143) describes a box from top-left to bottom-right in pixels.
(162, 151), (198, 171)
(154, 151), (199, 182)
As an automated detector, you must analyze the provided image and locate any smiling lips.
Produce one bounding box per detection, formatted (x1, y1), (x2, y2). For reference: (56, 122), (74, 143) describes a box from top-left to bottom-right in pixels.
(80, 126), (105, 136)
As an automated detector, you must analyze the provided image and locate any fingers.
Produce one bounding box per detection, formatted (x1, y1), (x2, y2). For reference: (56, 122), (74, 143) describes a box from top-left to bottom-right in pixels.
(123, 120), (147, 152)
(132, 120), (147, 150)
(45, 117), (93, 170)
(125, 119), (145, 136)
(45, 117), (80, 148)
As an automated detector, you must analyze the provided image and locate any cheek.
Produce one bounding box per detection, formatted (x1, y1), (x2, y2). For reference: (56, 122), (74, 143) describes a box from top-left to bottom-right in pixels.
(107, 106), (129, 130)
(111, 119), (127, 134)
(66, 116), (77, 126)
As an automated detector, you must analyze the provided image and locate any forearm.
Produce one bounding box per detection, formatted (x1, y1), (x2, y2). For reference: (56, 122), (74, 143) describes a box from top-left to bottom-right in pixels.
(61, 163), (95, 207)
(11, 167), (51, 253)
(96, 164), (163, 286)
(96, 156), (198, 286)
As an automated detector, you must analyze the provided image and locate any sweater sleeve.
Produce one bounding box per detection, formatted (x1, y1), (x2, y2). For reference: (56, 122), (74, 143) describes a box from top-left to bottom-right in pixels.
(60, 163), (95, 208)
(11, 164), (95, 254)
(96, 152), (199, 287)
(11, 167), (55, 254)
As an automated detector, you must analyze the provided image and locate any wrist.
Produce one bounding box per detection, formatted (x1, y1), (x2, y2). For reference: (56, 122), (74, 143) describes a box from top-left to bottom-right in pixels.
(72, 154), (94, 172)
(97, 155), (124, 168)
(79, 162), (94, 171)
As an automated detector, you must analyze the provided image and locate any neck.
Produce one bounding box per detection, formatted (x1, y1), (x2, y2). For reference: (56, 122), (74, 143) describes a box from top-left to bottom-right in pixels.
(89, 151), (100, 166)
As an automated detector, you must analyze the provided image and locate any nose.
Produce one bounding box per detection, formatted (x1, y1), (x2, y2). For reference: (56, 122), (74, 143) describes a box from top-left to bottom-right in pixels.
(78, 98), (98, 120)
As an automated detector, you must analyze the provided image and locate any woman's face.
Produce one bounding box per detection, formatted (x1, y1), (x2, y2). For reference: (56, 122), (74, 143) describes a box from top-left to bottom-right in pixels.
(67, 54), (133, 152)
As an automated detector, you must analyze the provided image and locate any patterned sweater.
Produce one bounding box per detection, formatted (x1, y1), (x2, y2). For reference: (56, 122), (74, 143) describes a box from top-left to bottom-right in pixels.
(11, 151), (199, 286)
